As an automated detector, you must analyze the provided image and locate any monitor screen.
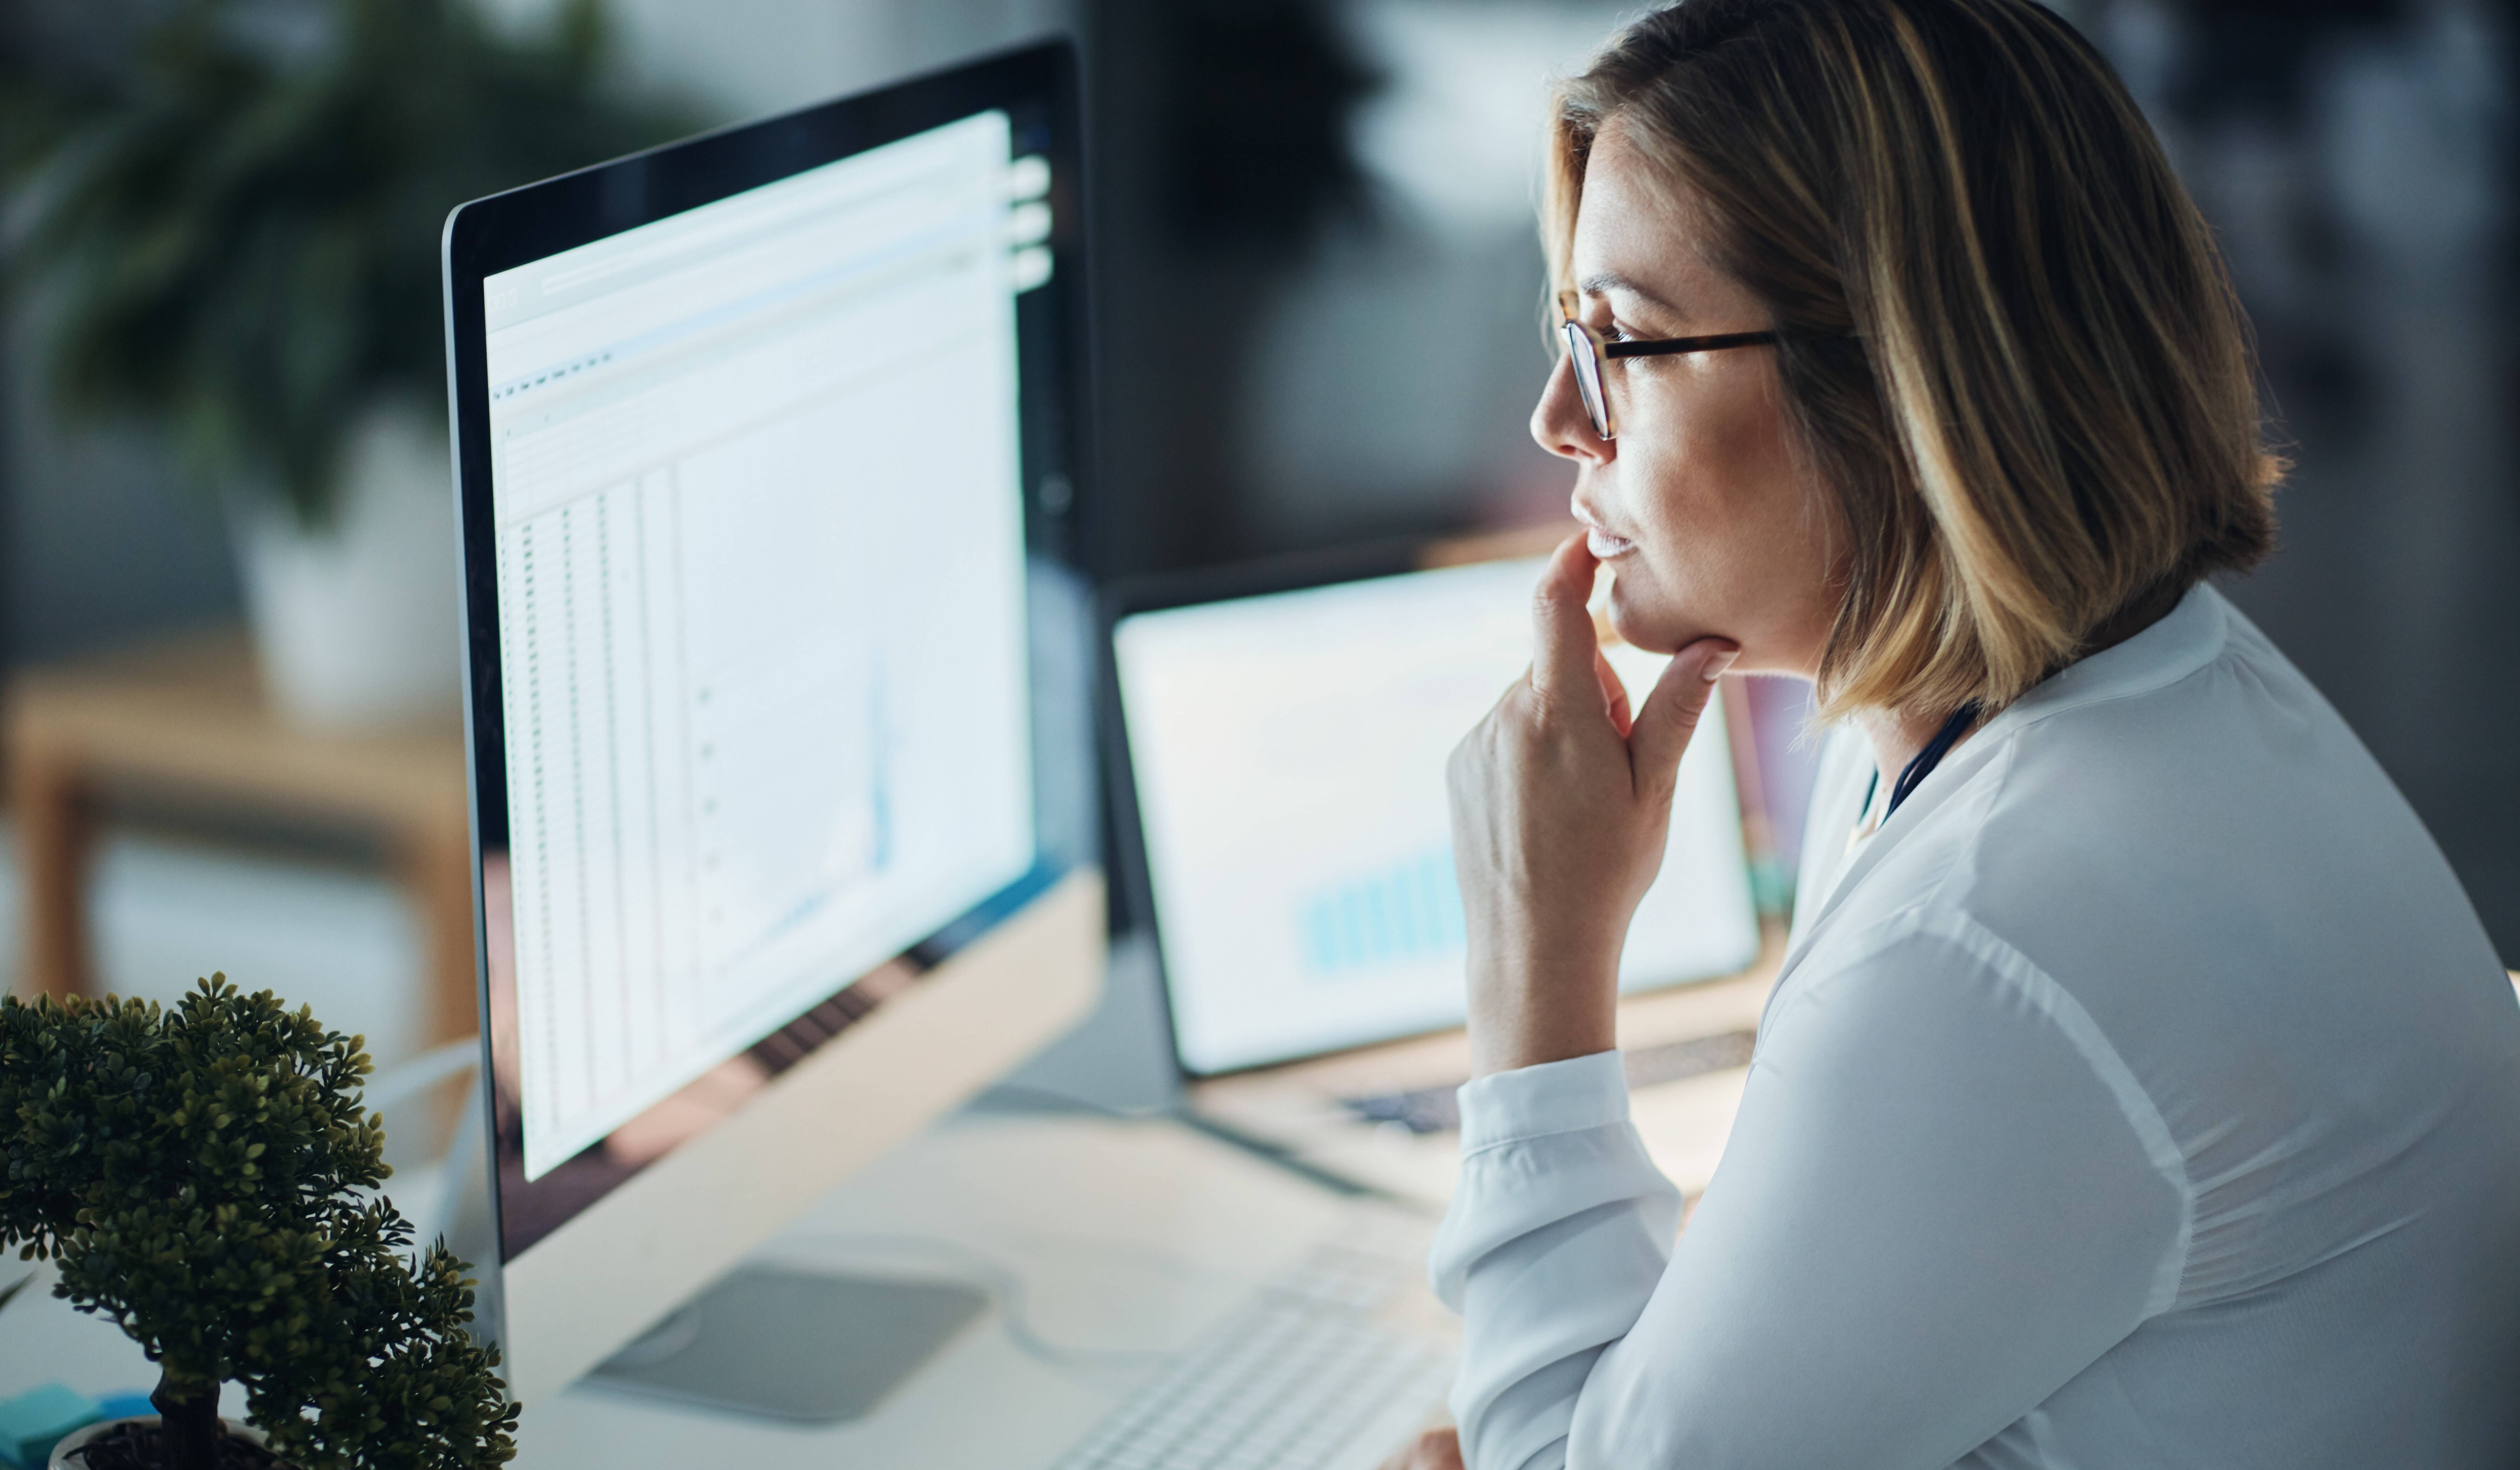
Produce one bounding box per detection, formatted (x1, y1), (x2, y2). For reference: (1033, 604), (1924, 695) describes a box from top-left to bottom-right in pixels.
(1115, 557), (1762, 1075)
(446, 43), (1104, 1399)
(455, 82), (1087, 1270)
(480, 111), (1037, 1182)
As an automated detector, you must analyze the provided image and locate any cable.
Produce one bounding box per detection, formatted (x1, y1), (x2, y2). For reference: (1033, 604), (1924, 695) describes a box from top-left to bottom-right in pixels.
(975, 1086), (1422, 1206)
(970, 1081), (1174, 1120)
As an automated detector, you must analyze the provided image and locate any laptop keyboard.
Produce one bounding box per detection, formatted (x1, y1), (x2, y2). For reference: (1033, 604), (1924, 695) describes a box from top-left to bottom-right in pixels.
(1046, 1211), (1453, 1470)
(1344, 1027), (1758, 1134)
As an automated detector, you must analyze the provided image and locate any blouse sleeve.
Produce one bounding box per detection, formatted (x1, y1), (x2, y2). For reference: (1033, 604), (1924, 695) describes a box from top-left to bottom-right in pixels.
(1430, 911), (2190, 1470)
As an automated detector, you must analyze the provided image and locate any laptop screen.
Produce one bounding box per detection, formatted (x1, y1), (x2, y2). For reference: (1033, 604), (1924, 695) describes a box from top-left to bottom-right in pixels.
(1115, 556), (1761, 1075)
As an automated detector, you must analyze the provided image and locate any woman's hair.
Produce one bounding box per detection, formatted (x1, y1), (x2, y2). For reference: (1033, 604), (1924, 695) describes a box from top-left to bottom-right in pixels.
(1548, 0), (2279, 718)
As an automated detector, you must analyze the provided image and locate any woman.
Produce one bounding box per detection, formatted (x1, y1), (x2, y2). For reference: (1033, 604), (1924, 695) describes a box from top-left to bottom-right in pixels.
(1397, 2), (2520, 1466)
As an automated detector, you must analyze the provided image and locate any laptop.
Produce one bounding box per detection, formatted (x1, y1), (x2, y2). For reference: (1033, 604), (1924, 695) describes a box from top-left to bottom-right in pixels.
(1104, 538), (1767, 1086)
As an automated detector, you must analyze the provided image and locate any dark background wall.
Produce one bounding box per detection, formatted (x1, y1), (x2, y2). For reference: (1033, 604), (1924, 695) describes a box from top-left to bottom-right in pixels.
(5, 0), (2513, 956)
(2105, 0), (2520, 956)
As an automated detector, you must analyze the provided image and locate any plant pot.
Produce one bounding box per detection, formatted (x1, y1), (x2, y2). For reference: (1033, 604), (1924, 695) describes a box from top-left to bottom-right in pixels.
(48, 1416), (280, 1470)
(230, 399), (464, 731)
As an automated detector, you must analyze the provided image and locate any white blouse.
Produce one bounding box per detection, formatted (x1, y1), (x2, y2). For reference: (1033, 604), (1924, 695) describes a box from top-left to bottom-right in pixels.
(1431, 585), (2520, 1469)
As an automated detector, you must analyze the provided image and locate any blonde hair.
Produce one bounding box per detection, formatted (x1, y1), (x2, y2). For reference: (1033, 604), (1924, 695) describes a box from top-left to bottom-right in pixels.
(1547, 0), (2281, 719)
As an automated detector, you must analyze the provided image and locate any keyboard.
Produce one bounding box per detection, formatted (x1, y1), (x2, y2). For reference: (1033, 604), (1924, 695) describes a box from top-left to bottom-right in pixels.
(1048, 1211), (1455, 1470)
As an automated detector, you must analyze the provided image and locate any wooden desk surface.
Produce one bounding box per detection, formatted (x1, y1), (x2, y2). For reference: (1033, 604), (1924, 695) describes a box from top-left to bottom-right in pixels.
(7, 628), (467, 835)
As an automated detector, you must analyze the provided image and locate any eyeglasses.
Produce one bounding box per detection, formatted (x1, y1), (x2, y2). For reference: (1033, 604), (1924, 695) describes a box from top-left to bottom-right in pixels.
(1556, 291), (1779, 440)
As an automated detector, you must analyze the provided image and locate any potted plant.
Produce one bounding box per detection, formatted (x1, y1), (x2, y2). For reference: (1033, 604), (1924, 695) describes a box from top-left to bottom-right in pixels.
(0, 976), (519, 1470)
(2, 0), (694, 728)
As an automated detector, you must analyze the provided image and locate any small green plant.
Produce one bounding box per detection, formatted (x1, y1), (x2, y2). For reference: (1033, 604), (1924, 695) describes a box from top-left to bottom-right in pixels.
(0, 976), (518, 1470)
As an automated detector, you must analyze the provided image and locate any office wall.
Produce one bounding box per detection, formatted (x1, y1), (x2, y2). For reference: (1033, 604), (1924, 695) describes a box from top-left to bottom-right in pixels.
(2103, 0), (2520, 955)
(548, 0), (1072, 121)
(1, 313), (244, 664)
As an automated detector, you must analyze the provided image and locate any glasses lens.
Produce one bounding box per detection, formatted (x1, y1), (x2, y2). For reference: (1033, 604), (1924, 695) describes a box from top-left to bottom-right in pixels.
(1561, 320), (1610, 438)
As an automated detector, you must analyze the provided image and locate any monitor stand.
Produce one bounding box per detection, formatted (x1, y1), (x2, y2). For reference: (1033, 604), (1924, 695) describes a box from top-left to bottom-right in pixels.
(588, 1265), (989, 1422)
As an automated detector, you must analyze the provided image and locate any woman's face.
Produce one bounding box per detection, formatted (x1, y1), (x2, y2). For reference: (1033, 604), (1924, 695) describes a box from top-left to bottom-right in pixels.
(1534, 125), (1845, 676)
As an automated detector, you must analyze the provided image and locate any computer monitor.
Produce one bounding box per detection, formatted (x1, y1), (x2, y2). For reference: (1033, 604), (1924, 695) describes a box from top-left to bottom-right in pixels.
(1109, 553), (1762, 1077)
(441, 41), (1102, 1411)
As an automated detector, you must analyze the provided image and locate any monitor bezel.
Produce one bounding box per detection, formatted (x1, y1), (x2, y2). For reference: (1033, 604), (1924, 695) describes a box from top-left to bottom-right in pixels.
(443, 38), (1093, 1265)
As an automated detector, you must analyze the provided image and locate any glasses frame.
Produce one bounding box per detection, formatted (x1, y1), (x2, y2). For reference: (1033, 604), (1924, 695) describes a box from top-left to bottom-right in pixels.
(1556, 291), (1779, 440)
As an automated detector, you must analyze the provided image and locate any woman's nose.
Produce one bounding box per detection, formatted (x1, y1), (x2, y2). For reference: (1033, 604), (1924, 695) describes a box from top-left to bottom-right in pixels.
(1531, 351), (1611, 464)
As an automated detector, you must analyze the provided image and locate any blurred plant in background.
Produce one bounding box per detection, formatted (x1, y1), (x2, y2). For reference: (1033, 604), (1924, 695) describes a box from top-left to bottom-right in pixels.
(1, 0), (698, 529)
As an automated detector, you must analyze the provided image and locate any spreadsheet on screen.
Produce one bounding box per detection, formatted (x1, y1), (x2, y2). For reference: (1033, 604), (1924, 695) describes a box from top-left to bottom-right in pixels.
(481, 113), (1041, 1178)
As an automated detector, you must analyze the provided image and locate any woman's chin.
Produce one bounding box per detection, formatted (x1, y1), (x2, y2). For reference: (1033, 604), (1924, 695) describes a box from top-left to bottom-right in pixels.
(1604, 582), (1688, 655)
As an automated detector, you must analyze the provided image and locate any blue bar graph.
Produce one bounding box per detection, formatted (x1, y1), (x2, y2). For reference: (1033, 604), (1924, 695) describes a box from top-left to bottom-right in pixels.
(1297, 849), (1465, 976)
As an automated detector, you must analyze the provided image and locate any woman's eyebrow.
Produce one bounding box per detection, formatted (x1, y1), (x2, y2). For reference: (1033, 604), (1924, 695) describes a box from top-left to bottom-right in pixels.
(1575, 271), (1682, 315)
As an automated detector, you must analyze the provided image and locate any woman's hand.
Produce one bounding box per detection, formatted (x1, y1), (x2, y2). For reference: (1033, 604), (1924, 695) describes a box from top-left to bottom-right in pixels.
(1379, 1427), (1464, 1470)
(1447, 535), (1737, 1077)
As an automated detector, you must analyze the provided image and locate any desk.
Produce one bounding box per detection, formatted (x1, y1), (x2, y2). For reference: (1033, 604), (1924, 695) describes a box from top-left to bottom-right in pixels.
(0, 1109), (1410, 1469)
(0, 949), (1763, 1466)
(5, 629), (476, 1045)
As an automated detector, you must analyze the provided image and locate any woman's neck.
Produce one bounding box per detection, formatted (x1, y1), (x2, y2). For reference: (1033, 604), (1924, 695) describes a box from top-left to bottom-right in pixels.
(1859, 579), (2189, 791)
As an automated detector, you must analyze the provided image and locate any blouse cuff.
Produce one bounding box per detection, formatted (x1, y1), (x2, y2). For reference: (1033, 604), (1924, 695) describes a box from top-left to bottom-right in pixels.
(1456, 1050), (1629, 1155)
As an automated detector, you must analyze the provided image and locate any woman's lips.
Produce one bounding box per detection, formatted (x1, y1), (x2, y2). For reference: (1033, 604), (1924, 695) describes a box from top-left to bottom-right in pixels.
(1572, 495), (1635, 558)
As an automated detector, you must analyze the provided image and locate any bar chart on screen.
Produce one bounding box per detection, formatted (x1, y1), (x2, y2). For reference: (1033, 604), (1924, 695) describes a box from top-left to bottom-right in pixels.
(1297, 848), (1466, 977)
